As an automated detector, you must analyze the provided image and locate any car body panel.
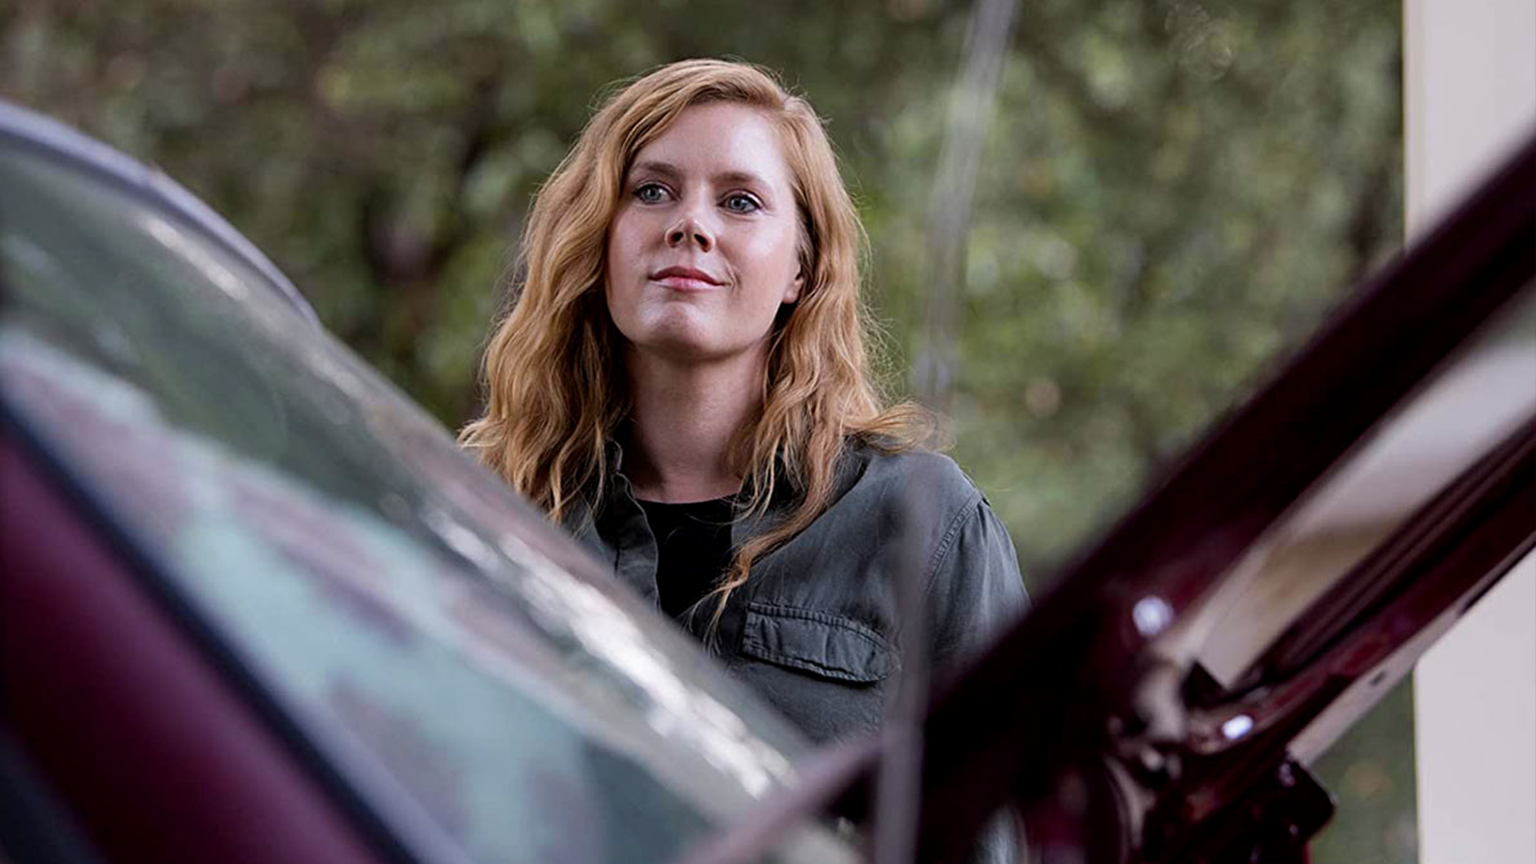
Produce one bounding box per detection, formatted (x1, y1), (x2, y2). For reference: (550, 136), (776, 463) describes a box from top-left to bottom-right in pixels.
(0, 100), (857, 864)
(1, 427), (386, 864)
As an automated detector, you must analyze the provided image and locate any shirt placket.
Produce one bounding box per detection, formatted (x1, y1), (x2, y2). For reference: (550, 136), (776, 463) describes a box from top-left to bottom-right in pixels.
(608, 471), (662, 607)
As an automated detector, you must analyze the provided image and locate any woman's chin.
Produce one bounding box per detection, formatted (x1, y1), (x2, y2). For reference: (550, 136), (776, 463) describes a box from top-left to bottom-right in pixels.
(635, 338), (727, 364)
(627, 330), (765, 366)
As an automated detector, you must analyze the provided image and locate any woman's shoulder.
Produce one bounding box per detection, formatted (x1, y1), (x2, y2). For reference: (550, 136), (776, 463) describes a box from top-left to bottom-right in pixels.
(838, 437), (1027, 669)
(842, 437), (984, 513)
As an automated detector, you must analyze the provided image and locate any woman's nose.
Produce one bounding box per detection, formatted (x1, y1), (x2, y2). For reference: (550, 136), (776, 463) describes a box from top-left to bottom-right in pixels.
(666, 216), (714, 252)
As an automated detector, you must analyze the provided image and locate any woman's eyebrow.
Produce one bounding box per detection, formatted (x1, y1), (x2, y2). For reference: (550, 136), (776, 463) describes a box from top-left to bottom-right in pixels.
(712, 170), (771, 191)
(631, 160), (681, 181)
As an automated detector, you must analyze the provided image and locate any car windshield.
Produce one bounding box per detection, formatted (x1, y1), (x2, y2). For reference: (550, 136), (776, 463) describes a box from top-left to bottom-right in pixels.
(0, 131), (856, 864)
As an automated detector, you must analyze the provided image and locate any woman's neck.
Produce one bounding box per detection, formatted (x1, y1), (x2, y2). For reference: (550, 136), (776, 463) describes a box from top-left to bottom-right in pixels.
(622, 345), (766, 503)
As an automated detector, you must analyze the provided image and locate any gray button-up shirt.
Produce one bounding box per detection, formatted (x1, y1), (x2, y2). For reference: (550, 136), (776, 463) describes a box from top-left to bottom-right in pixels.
(566, 441), (1028, 742)
(566, 440), (1029, 861)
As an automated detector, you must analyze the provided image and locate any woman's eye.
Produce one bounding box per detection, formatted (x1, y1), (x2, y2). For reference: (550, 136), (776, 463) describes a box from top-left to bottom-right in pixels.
(635, 183), (668, 204)
(723, 193), (762, 214)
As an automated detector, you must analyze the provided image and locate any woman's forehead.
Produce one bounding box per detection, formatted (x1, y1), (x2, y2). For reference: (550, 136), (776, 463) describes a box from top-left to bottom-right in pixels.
(630, 103), (792, 189)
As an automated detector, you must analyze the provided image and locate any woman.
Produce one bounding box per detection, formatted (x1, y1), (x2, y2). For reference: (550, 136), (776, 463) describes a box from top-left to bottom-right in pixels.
(461, 58), (1025, 751)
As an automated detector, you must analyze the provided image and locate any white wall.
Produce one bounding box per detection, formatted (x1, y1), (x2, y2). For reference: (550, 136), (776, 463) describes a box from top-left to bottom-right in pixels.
(1405, 2), (1536, 863)
(1405, 0), (1536, 229)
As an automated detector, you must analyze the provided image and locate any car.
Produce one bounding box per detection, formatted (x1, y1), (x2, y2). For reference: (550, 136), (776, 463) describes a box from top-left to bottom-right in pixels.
(2, 97), (1532, 864)
(678, 126), (1536, 864)
(0, 99), (862, 864)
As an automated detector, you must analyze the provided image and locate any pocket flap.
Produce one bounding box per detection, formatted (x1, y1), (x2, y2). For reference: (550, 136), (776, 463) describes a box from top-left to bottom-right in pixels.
(739, 603), (897, 683)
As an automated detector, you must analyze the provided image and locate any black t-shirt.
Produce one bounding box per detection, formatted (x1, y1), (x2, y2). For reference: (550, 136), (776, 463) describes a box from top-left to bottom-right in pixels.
(637, 496), (736, 620)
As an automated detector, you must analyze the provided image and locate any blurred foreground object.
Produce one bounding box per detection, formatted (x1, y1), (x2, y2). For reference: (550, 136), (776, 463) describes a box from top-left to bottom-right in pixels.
(0, 99), (858, 864)
(680, 128), (1536, 864)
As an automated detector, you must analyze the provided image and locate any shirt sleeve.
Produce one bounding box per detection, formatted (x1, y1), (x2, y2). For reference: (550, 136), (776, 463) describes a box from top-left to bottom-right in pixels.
(923, 493), (1029, 682)
(921, 494), (1029, 864)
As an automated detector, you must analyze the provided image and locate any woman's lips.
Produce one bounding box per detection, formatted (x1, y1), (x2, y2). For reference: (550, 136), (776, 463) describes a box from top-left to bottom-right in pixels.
(650, 266), (722, 290)
(652, 275), (720, 290)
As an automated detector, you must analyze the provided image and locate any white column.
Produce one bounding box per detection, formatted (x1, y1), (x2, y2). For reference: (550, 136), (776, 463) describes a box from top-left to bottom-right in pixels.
(1405, 0), (1536, 230)
(1405, 4), (1536, 864)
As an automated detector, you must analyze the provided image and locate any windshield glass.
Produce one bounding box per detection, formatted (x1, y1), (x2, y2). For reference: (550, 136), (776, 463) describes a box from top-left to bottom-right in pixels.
(0, 139), (855, 864)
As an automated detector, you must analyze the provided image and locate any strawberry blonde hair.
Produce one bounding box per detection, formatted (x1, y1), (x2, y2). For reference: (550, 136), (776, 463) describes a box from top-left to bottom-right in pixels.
(460, 58), (923, 626)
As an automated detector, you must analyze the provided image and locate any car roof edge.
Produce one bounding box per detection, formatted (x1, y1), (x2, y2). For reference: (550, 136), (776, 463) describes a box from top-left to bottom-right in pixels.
(0, 99), (321, 329)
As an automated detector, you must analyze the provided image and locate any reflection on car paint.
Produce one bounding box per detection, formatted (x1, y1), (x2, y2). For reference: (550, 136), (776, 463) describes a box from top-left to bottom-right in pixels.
(0, 138), (860, 863)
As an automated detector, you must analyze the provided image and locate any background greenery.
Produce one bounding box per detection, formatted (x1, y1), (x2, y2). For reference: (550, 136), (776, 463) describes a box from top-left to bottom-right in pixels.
(1, 1), (1412, 860)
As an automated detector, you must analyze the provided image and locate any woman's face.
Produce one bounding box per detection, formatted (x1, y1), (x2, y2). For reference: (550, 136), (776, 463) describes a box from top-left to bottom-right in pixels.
(605, 102), (804, 365)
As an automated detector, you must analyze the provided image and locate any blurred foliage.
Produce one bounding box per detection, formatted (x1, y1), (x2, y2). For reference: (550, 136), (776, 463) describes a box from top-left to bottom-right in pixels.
(1, 0), (1409, 859)
(0, 0), (1403, 580)
(1312, 678), (1420, 864)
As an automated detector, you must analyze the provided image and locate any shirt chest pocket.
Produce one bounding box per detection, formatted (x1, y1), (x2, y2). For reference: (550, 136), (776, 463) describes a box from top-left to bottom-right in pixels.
(737, 602), (898, 683)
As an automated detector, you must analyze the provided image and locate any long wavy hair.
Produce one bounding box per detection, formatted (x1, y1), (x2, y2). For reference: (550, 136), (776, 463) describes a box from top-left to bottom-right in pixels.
(460, 58), (924, 627)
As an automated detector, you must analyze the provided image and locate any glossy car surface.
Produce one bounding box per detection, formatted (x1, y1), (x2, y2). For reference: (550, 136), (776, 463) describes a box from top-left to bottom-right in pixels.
(0, 100), (858, 864)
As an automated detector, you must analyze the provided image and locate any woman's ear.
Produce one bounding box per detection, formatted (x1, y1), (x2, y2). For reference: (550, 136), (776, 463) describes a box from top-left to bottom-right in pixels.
(784, 268), (805, 304)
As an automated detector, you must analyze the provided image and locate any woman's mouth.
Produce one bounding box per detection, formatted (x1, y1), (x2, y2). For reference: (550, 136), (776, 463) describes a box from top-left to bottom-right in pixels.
(650, 266), (723, 290)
